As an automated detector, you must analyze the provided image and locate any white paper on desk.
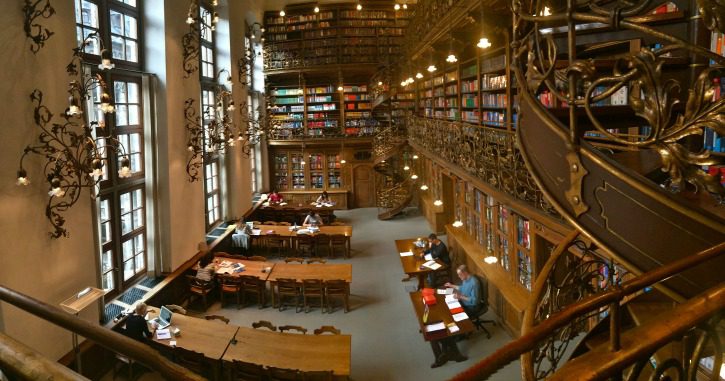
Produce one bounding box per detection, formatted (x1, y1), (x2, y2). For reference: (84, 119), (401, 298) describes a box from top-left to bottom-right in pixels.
(251, 229), (262, 236)
(447, 323), (460, 333)
(279, 202), (288, 206)
(447, 301), (462, 309)
(156, 329), (172, 340)
(399, 251), (414, 257)
(424, 322), (446, 332)
(423, 261), (442, 270)
(437, 288), (454, 295)
(424, 254), (433, 261)
(169, 340), (177, 347)
(452, 312), (469, 322)
(445, 294), (457, 303)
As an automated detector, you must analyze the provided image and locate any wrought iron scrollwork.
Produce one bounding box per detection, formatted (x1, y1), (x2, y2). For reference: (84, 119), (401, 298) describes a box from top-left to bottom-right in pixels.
(22, 0), (55, 53)
(184, 98), (203, 182)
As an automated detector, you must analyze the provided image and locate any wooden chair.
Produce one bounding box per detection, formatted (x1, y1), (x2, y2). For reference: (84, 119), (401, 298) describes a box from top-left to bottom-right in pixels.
(240, 275), (266, 308)
(302, 370), (333, 381)
(314, 233), (331, 257)
(329, 222), (345, 226)
(313, 326), (341, 335)
(277, 221), (291, 226)
(302, 279), (325, 313)
(219, 275), (243, 309)
(230, 360), (266, 381)
(306, 258), (327, 264)
(185, 275), (214, 311)
(204, 314), (230, 324)
(284, 257), (305, 264)
(278, 325), (308, 334)
(246, 255), (267, 262)
(296, 235), (315, 257)
(251, 320), (277, 331)
(329, 234), (349, 258)
(173, 347), (210, 377)
(268, 367), (301, 381)
(112, 328), (139, 380)
(276, 278), (302, 312)
(325, 279), (349, 313)
(266, 234), (288, 257)
(263, 221), (278, 225)
(163, 304), (187, 315)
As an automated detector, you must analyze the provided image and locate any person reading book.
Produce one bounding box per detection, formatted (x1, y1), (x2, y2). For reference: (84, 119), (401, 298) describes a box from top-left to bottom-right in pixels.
(268, 189), (283, 204)
(303, 210), (324, 226)
(422, 233), (450, 286)
(316, 191), (332, 204)
(444, 264), (481, 317)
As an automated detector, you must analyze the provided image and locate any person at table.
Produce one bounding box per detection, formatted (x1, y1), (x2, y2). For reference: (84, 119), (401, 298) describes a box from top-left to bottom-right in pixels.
(421, 233), (451, 286)
(268, 189), (284, 204)
(232, 218), (251, 252)
(316, 191), (332, 204)
(303, 210), (324, 226)
(124, 302), (154, 342)
(195, 252), (216, 283)
(445, 264), (482, 317)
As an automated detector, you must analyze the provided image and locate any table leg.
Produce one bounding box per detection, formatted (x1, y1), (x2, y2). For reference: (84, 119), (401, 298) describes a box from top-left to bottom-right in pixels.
(442, 337), (467, 362)
(270, 281), (277, 308)
(416, 274), (425, 290)
(429, 340), (448, 368)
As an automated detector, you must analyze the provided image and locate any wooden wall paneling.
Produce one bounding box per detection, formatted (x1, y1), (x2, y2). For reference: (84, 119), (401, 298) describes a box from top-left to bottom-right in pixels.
(352, 164), (375, 207)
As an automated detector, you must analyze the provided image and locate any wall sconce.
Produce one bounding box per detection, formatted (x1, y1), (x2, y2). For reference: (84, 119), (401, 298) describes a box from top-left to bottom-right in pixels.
(477, 1), (492, 49)
(314, 4), (320, 13)
(484, 256), (498, 264)
(279, 9), (286, 17)
(411, 174), (419, 180)
(420, 184), (429, 190)
(403, 165), (410, 171)
(433, 199), (443, 206)
(356, 1), (362, 11)
(446, 35), (458, 63)
(17, 32), (129, 238)
(413, 154), (419, 159)
(452, 220), (464, 227)
(23, 0), (55, 53)
(182, 0), (218, 77)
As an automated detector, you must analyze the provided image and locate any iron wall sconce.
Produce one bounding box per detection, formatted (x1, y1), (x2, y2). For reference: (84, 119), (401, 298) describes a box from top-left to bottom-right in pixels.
(23, 0), (55, 53)
(182, 0), (218, 78)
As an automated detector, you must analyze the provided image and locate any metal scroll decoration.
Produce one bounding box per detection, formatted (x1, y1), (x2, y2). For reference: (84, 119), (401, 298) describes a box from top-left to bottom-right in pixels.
(23, 0), (55, 53)
(182, 0), (218, 78)
(17, 33), (130, 238)
(511, 0), (725, 197)
(184, 98), (204, 182)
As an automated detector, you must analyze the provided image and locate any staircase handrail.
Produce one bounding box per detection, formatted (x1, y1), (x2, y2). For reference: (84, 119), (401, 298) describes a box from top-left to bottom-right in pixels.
(0, 330), (90, 380)
(0, 285), (205, 381)
(449, 241), (725, 381)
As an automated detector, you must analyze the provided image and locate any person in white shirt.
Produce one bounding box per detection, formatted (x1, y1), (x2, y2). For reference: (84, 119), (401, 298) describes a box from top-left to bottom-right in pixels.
(303, 210), (324, 226)
(316, 191), (331, 204)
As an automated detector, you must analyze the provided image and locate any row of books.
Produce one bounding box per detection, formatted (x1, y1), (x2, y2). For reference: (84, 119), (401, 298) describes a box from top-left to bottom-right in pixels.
(481, 94), (507, 108)
(308, 120), (339, 128)
(274, 89), (303, 96)
(344, 85), (368, 92)
(445, 72), (458, 83)
(266, 21), (331, 33)
(461, 65), (477, 78)
(271, 105), (304, 113)
(432, 76), (445, 86)
(275, 96), (304, 105)
(266, 12), (335, 25)
(345, 118), (379, 127)
(308, 95), (334, 103)
(481, 74), (507, 90)
(462, 95), (478, 108)
(345, 111), (372, 118)
(307, 86), (336, 94)
(344, 94), (369, 101)
(461, 80), (478, 93)
(445, 84), (458, 95)
(345, 103), (371, 110)
(308, 103), (337, 111)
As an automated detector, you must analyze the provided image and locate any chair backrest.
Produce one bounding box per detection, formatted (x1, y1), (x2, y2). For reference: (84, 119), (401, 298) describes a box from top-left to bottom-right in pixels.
(302, 279), (323, 293)
(220, 274), (242, 286)
(277, 221), (291, 226)
(230, 360), (265, 381)
(164, 304), (187, 315)
(306, 258), (327, 264)
(285, 257), (305, 264)
(173, 347), (207, 375)
(247, 255), (267, 262)
(240, 275), (263, 288)
(268, 367), (301, 381)
(314, 233), (330, 243)
(251, 320), (277, 331)
(186, 274), (212, 292)
(277, 278), (301, 292)
(264, 221), (278, 225)
(278, 325), (308, 334)
(330, 234), (347, 244)
(476, 275), (490, 314)
(324, 279), (348, 294)
(297, 235), (313, 245)
(313, 325), (341, 335)
(302, 370), (333, 381)
(204, 314), (230, 324)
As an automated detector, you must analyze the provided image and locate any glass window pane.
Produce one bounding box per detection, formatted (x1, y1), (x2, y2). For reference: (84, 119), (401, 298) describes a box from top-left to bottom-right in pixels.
(124, 15), (137, 38)
(110, 10), (123, 35)
(121, 213), (132, 234)
(134, 235), (144, 254)
(128, 105), (140, 125)
(130, 133), (140, 152)
(122, 240), (133, 261)
(133, 189), (142, 208)
(102, 271), (114, 291)
(101, 221), (111, 244)
(130, 153), (141, 172)
(125, 39), (138, 62)
(135, 254), (145, 272)
(127, 82), (139, 103)
(100, 199), (109, 220)
(133, 209), (143, 229)
(114, 82), (127, 103)
(124, 0), (137, 7)
(123, 259), (134, 280)
(116, 105), (128, 126)
(83, 28), (100, 55)
(111, 35), (125, 60)
(81, 1), (99, 27)
(101, 250), (113, 273)
(120, 192), (131, 213)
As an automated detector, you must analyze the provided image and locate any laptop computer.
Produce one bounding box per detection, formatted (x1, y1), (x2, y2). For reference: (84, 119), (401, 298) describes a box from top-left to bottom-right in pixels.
(151, 306), (173, 329)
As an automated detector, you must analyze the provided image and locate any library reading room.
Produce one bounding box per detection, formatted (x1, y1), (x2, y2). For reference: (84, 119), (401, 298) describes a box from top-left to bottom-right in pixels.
(1, 0), (724, 380)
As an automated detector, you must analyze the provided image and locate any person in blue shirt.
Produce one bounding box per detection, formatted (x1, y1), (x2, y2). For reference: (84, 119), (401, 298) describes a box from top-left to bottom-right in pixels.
(445, 264), (481, 317)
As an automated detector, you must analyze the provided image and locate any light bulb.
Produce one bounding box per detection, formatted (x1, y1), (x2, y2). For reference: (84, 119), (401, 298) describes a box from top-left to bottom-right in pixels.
(186, 15), (195, 24)
(403, 166), (410, 171)
(378, 81), (383, 86)
(446, 54), (457, 63)
(407, 77), (414, 83)
(415, 72), (423, 79)
(541, 6), (551, 16)
(403, 3), (407, 9)
(401, 81), (407, 86)
(427, 65), (437, 72)
(280, 10), (286, 16)
(394, 4), (400, 10)
(314, 6), (320, 13)
(301, 160), (306, 165)
(413, 155), (419, 159)
(340, 159), (346, 164)
(477, 38), (492, 49)
(420, 185), (428, 191)
(433, 200), (443, 206)
(411, 174), (418, 180)
(337, 85), (344, 91)
(484, 256), (498, 264)
(452, 220), (464, 228)
(356, 3), (362, 10)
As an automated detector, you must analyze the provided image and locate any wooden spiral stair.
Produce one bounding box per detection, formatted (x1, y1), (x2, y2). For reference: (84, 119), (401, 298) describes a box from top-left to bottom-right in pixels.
(373, 125), (415, 219)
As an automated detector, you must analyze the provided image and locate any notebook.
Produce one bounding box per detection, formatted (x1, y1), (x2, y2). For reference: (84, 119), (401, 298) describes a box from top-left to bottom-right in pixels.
(151, 306), (173, 329)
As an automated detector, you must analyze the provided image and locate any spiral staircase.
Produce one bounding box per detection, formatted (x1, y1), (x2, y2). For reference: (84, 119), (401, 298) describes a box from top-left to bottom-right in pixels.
(372, 123), (416, 220)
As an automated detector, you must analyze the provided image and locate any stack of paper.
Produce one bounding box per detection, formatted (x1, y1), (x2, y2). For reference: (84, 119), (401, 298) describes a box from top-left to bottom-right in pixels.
(156, 328), (171, 340)
(399, 251), (414, 257)
(452, 312), (469, 322)
(424, 322), (446, 332)
(447, 323), (460, 333)
(422, 260), (442, 270)
(437, 288), (454, 295)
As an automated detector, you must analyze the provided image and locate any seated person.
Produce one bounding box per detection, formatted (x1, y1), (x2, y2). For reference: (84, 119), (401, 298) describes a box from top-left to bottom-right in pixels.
(445, 265), (482, 317)
(124, 302), (154, 342)
(316, 191), (332, 204)
(195, 252), (216, 283)
(268, 189), (284, 204)
(232, 218), (252, 250)
(422, 234), (451, 286)
(303, 210), (324, 226)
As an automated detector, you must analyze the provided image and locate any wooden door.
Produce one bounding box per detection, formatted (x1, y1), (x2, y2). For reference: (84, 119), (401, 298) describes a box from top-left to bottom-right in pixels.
(353, 164), (375, 208)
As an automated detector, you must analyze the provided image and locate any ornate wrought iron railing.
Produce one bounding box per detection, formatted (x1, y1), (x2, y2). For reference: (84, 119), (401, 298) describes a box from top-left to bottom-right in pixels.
(407, 116), (556, 216)
(450, 240), (725, 381)
(373, 123), (408, 162)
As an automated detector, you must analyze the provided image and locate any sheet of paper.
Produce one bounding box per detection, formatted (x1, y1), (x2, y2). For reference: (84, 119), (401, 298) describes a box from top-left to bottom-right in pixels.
(447, 323), (460, 333)
(428, 262), (442, 270)
(445, 294), (457, 303)
(156, 329), (171, 340)
(424, 254), (433, 261)
(447, 301), (462, 309)
(437, 288), (454, 295)
(424, 322), (446, 332)
(279, 202), (288, 206)
(452, 312), (469, 322)
(169, 340), (177, 347)
(251, 229), (262, 236)
(399, 251), (414, 257)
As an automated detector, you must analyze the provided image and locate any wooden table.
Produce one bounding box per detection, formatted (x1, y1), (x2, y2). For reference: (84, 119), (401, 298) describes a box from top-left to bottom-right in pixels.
(396, 238), (447, 290)
(148, 308), (239, 360)
(408, 292), (475, 368)
(223, 327), (351, 378)
(267, 263), (352, 307)
(253, 225), (353, 254)
(256, 204), (337, 224)
(213, 257), (275, 280)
